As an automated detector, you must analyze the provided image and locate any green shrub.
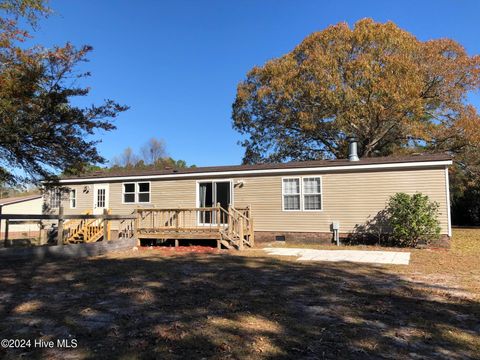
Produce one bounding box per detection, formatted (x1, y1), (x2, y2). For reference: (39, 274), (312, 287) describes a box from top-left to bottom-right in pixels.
(386, 192), (441, 247)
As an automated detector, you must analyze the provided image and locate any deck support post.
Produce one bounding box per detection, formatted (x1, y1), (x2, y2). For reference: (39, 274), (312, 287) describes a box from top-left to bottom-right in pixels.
(248, 205), (254, 246)
(175, 239), (179, 247)
(250, 218), (255, 247)
(4, 219), (9, 247)
(103, 209), (109, 241)
(0, 205), (2, 246)
(134, 208), (140, 247)
(227, 204), (232, 237)
(216, 203), (221, 229)
(239, 217), (244, 251)
(57, 206), (64, 246)
(217, 240), (221, 249)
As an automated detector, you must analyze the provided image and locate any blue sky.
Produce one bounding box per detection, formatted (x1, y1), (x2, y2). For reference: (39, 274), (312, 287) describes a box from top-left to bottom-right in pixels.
(31, 0), (480, 167)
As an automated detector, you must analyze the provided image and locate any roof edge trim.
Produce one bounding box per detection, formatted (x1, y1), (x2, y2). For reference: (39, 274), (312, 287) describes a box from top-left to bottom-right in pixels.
(57, 160), (453, 184)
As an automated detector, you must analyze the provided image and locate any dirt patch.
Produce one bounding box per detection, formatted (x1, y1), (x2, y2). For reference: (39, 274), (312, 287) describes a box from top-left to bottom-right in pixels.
(139, 245), (222, 255)
(0, 229), (479, 359)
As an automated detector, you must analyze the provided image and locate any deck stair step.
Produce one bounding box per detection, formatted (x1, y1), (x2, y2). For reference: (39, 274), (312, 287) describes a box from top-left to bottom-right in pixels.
(63, 210), (107, 244)
(219, 239), (234, 250)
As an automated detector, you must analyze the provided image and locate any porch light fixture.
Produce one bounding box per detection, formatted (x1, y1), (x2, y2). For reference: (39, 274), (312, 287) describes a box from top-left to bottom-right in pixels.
(235, 180), (245, 187)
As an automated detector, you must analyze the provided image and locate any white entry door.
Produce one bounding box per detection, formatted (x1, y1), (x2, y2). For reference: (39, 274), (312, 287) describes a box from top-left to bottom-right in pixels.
(93, 184), (109, 215)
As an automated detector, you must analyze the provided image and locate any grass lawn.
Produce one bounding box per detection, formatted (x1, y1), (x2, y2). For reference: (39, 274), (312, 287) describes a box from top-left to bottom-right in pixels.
(0, 229), (479, 359)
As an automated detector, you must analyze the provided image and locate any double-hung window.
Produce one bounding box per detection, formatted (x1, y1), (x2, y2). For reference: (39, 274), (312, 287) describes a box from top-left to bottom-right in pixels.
(282, 178), (301, 210)
(123, 182), (150, 203)
(70, 189), (77, 209)
(138, 182), (150, 203)
(50, 188), (62, 208)
(303, 177), (322, 210)
(282, 177), (322, 211)
(123, 183), (136, 203)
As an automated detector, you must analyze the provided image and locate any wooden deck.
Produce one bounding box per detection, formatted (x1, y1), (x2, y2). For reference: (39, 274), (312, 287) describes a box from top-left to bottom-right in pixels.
(135, 205), (254, 249)
(0, 206), (254, 251)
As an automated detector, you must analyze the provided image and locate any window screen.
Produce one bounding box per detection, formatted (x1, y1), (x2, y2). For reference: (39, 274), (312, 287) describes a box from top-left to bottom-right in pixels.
(303, 177), (322, 210)
(70, 189), (76, 209)
(49, 189), (62, 208)
(283, 178), (301, 210)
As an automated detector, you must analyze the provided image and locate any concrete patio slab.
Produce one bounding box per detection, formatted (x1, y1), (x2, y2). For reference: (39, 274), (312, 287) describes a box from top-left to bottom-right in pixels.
(263, 248), (410, 265)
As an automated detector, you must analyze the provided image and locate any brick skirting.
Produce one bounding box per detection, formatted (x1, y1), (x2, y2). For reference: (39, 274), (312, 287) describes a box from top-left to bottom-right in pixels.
(254, 231), (451, 248)
(0, 231), (40, 239)
(254, 231), (335, 244)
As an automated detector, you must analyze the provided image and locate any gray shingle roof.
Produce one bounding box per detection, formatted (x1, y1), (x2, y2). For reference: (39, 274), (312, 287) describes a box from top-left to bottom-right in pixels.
(61, 153), (452, 181)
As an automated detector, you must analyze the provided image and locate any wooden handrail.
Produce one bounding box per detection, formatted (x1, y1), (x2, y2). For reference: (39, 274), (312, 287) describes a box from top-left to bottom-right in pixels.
(133, 205), (254, 250)
(0, 214), (136, 220)
(136, 207), (224, 213)
(230, 207), (249, 222)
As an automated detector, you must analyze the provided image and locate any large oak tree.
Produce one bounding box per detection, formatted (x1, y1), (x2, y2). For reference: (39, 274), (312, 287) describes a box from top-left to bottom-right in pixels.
(232, 19), (480, 163)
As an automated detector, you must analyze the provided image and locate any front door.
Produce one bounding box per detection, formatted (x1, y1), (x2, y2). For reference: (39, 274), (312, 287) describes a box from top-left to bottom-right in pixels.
(93, 184), (109, 215)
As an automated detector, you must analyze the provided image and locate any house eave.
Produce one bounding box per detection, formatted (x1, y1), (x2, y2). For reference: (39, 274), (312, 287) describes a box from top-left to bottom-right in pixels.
(56, 160), (453, 184)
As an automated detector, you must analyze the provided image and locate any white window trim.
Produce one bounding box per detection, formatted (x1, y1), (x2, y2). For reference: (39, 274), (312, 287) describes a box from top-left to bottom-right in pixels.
(122, 181), (151, 204)
(281, 176), (323, 212)
(50, 188), (62, 209)
(137, 181), (151, 204)
(122, 182), (136, 204)
(195, 179), (235, 208)
(302, 176), (323, 212)
(281, 176), (302, 212)
(70, 189), (77, 209)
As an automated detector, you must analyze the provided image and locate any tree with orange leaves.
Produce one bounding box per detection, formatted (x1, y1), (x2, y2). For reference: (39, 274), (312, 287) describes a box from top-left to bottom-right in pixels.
(233, 19), (480, 164)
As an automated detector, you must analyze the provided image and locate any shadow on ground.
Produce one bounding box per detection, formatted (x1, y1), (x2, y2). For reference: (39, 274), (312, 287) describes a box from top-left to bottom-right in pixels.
(0, 251), (479, 359)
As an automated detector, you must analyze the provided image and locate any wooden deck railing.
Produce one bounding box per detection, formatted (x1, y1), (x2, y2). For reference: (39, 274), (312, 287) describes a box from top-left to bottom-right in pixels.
(136, 204), (254, 249)
(1, 205), (254, 250)
(137, 206), (226, 232)
(0, 209), (136, 247)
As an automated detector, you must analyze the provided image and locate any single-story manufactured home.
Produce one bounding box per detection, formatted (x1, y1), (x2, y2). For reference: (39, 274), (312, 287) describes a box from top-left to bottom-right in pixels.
(47, 143), (452, 248)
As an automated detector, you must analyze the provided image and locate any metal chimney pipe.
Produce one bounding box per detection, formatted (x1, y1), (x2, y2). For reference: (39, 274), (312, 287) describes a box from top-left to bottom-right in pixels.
(348, 137), (360, 161)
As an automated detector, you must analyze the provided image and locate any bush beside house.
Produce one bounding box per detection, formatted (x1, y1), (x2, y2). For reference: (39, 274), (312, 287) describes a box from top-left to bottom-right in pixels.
(352, 192), (441, 247)
(387, 193), (441, 247)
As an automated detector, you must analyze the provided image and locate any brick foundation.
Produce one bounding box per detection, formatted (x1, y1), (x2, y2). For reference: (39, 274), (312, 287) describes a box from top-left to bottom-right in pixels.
(254, 231), (336, 245)
(430, 234), (451, 248)
(254, 231), (451, 248)
(0, 231), (40, 240)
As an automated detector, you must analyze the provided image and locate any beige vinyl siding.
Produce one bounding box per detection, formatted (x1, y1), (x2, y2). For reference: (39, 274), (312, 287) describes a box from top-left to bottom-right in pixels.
(60, 184), (94, 215)
(59, 166), (449, 235)
(233, 167), (448, 234)
(109, 180), (196, 213)
(109, 180), (196, 230)
(1, 198), (43, 233)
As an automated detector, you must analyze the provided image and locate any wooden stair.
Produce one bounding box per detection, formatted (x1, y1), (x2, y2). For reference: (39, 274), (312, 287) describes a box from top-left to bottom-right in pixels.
(63, 210), (109, 244)
(134, 205), (255, 251)
(218, 206), (254, 250)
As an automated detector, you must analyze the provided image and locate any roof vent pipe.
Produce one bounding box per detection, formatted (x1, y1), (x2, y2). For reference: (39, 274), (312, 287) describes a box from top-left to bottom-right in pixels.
(348, 137), (360, 161)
